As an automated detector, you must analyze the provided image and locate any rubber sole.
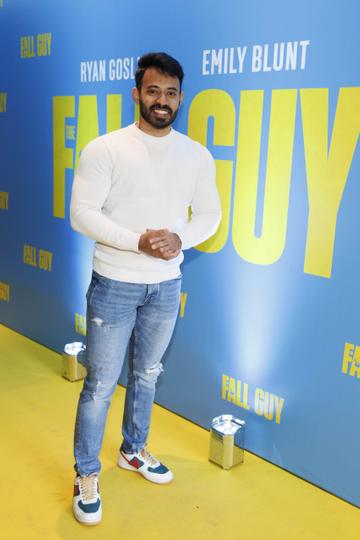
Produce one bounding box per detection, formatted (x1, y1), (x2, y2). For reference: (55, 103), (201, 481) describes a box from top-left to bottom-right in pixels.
(73, 503), (102, 526)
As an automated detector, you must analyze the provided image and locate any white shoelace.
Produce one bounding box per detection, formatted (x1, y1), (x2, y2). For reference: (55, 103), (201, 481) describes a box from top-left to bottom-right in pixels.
(140, 448), (159, 467)
(78, 473), (98, 502)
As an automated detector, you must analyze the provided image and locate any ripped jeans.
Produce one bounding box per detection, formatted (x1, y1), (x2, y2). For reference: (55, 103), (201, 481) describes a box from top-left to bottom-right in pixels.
(74, 270), (181, 476)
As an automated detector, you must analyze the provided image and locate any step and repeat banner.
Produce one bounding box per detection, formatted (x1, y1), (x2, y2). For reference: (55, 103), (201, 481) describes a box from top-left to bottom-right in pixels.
(0, 0), (359, 506)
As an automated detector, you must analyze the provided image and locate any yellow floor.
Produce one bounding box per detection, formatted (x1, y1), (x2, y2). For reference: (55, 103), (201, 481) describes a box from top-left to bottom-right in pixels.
(0, 324), (359, 540)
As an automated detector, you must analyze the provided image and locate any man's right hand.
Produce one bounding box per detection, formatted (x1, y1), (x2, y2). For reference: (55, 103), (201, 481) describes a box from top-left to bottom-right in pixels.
(138, 229), (181, 260)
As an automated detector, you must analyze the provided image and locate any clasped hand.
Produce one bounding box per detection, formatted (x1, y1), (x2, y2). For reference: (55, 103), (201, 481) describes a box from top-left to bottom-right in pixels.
(138, 229), (182, 260)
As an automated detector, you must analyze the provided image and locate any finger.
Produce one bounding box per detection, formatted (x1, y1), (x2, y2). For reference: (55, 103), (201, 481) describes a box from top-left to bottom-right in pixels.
(160, 245), (175, 253)
(149, 236), (167, 245)
(152, 240), (171, 250)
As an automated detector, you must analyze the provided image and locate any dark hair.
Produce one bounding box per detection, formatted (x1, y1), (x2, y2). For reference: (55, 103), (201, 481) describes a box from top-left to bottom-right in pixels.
(135, 52), (184, 90)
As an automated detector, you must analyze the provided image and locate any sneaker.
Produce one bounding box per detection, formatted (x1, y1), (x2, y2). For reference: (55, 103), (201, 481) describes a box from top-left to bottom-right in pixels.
(73, 473), (102, 525)
(118, 446), (173, 484)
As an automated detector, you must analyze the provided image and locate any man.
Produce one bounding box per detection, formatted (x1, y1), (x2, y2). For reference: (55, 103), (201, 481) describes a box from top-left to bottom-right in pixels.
(70, 52), (221, 525)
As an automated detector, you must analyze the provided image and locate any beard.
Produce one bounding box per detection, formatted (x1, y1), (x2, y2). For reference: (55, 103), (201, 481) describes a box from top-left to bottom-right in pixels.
(139, 99), (180, 130)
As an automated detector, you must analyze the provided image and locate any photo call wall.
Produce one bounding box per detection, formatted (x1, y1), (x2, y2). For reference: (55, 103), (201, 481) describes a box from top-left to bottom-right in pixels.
(0, 0), (359, 507)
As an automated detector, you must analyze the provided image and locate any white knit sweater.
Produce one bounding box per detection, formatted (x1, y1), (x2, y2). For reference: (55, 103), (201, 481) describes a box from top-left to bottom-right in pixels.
(70, 123), (221, 284)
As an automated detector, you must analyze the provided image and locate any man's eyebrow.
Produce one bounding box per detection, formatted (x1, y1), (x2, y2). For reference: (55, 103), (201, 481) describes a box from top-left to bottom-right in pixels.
(146, 84), (179, 91)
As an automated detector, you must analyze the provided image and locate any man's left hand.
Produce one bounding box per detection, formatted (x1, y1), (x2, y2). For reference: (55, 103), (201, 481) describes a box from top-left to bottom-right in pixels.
(148, 229), (182, 258)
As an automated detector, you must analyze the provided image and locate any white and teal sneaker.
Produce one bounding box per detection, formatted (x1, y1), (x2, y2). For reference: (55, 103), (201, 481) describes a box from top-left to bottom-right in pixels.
(118, 447), (173, 484)
(73, 473), (102, 525)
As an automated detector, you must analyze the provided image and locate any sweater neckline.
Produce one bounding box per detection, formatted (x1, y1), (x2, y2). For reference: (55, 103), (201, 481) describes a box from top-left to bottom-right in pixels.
(130, 123), (175, 145)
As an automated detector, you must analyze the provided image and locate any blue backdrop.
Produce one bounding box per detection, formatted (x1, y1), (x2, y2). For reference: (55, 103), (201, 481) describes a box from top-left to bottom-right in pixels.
(0, 0), (359, 507)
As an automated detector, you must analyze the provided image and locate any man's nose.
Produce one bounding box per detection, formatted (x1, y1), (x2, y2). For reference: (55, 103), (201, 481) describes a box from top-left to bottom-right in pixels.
(155, 92), (168, 106)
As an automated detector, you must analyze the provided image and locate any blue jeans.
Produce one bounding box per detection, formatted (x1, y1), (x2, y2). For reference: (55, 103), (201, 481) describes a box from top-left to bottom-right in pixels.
(74, 271), (181, 476)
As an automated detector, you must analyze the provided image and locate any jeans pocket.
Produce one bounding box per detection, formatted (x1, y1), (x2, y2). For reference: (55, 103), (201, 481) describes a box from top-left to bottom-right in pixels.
(86, 272), (102, 303)
(85, 282), (94, 303)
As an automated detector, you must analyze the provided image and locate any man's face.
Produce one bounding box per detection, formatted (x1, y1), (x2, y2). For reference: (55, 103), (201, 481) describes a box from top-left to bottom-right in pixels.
(133, 67), (183, 131)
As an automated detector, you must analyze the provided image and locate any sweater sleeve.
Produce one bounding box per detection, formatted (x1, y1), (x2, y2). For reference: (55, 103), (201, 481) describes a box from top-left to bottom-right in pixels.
(70, 138), (141, 253)
(174, 148), (222, 250)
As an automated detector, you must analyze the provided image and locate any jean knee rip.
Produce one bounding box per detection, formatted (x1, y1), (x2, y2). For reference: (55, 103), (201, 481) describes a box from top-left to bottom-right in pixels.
(144, 363), (163, 376)
(92, 380), (102, 399)
(133, 363), (163, 386)
(86, 379), (114, 402)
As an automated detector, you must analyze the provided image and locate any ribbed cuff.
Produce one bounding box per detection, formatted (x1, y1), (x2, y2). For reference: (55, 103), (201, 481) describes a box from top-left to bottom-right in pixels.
(122, 231), (141, 253)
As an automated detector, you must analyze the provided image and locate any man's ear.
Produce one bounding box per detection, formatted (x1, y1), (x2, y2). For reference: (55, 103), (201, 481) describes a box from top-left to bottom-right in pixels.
(179, 90), (184, 106)
(132, 87), (140, 105)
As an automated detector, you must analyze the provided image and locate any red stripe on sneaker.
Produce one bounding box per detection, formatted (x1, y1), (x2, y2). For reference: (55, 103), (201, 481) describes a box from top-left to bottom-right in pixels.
(73, 485), (80, 497)
(121, 450), (144, 469)
(129, 456), (143, 469)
